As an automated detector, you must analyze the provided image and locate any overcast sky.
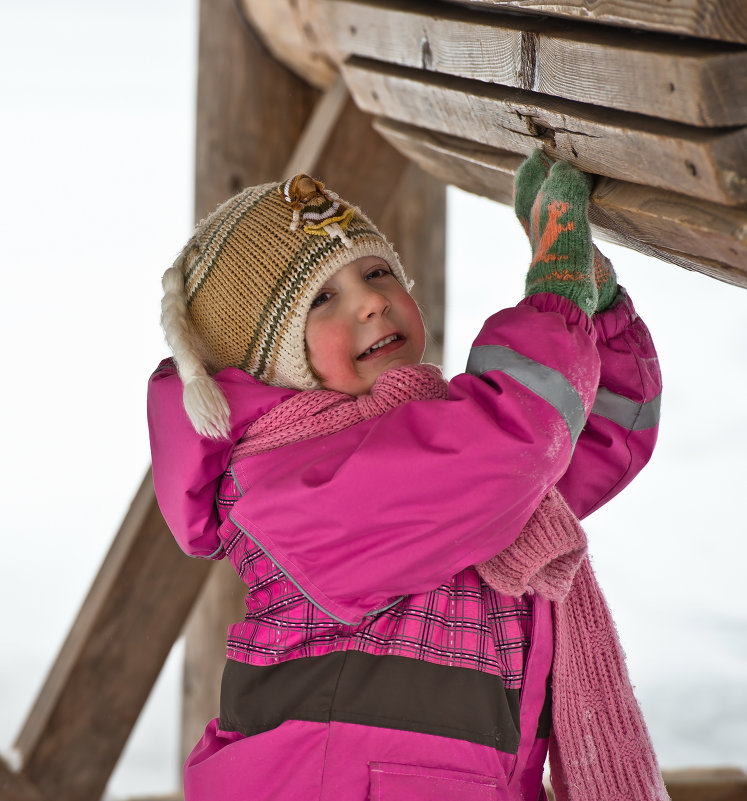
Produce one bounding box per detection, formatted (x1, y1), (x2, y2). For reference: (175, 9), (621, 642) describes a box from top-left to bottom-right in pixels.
(1, 2), (745, 797)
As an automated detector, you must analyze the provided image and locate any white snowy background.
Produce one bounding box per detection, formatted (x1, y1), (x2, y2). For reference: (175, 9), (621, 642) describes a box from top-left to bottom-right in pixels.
(1, 2), (745, 797)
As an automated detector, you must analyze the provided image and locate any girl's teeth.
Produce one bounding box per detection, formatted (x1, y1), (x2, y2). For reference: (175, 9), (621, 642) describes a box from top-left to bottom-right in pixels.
(362, 334), (398, 357)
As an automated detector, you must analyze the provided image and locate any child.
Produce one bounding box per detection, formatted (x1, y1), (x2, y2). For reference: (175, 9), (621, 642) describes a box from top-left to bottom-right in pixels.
(148, 157), (666, 801)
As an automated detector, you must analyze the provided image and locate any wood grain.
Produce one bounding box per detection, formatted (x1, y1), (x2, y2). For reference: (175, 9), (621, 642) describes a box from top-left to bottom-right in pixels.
(325, 0), (747, 126)
(442, 0), (747, 44)
(14, 472), (210, 801)
(240, 0), (339, 89)
(343, 58), (747, 206)
(375, 118), (747, 287)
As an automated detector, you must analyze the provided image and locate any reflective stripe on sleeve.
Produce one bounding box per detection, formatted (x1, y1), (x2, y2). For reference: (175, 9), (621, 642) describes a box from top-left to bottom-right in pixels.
(591, 388), (661, 431)
(466, 345), (587, 444)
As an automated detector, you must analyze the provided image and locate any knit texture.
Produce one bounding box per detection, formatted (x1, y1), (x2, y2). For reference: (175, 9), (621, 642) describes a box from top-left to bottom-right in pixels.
(515, 152), (618, 313)
(231, 363), (668, 801)
(178, 175), (409, 391)
(231, 363), (447, 461)
(476, 493), (670, 801)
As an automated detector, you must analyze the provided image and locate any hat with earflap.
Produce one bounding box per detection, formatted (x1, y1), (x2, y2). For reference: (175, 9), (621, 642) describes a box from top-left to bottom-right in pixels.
(161, 174), (411, 439)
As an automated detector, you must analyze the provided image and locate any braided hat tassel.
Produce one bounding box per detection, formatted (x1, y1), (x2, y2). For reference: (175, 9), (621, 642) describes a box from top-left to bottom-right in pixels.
(161, 242), (230, 439)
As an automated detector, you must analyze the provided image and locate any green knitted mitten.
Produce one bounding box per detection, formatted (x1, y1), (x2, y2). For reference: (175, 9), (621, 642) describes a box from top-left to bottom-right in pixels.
(592, 247), (618, 312)
(514, 149), (553, 238)
(515, 151), (618, 314)
(524, 160), (597, 315)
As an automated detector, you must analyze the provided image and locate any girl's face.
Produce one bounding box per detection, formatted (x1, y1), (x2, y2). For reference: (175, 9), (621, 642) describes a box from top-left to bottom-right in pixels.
(305, 256), (426, 396)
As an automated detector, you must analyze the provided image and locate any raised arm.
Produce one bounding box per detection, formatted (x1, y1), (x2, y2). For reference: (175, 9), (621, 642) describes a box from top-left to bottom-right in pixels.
(514, 150), (662, 518)
(226, 294), (600, 624)
(557, 289), (662, 518)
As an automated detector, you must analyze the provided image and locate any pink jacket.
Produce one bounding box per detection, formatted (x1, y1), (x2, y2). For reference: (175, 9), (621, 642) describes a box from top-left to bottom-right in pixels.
(147, 291), (661, 801)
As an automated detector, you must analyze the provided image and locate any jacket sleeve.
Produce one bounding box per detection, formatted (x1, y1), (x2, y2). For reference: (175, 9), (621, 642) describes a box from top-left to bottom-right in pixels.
(227, 294), (601, 624)
(556, 289), (662, 519)
(147, 361), (296, 559)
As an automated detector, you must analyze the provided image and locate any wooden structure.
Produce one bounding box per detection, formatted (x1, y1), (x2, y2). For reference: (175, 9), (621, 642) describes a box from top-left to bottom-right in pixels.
(3, 1), (745, 800)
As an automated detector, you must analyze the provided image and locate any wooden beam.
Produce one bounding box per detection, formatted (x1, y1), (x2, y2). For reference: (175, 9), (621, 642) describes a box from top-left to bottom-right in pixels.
(183, 0), (322, 761)
(378, 162), (446, 365)
(663, 767), (747, 801)
(442, 0), (747, 44)
(377, 119), (524, 206)
(284, 77), (350, 176)
(193, 0), (319, 221)
(592, 177), (747, 283)
(0, 756), (46, 801)
(375, 118), (747, 288)
(545, 768), (747, 801)
(325, 0), (747, 127)
(13, 472), (210, 801)
(343, 57), (747, 206)
(240, 0), (338, 90)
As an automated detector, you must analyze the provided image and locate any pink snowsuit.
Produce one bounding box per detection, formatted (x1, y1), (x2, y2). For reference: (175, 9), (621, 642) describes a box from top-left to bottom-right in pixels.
(148, 291), (661, 801)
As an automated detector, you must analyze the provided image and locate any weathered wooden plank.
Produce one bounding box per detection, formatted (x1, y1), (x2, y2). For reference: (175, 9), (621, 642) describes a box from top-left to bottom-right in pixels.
(14, 472), (210, 801)
(592, 177), (747, 278)
(377, 120), (524, 205)
(326, 0), (747, 127)
(240, 0), (338, 89)
(375, 118), (747, 288)
(344, 58), (747, 206)
(443, 0), (747, 44)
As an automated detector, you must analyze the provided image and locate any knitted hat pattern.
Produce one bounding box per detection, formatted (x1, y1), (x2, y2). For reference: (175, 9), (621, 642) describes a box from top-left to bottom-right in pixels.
(161, 175), (410, 438)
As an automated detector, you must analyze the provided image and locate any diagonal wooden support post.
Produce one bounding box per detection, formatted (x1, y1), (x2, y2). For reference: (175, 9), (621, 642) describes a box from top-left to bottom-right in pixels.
(12, 471), (210, 801)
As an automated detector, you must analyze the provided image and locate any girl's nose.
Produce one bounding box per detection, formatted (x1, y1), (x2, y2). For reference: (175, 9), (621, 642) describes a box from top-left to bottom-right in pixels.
(355, 285), (390, 320)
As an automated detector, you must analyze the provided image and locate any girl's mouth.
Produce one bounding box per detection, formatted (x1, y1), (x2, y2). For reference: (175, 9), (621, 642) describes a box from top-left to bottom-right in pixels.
(357, 333), (404, 360)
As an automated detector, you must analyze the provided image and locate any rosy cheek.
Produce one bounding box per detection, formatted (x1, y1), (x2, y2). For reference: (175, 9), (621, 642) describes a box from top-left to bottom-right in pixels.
(404, 297), (427, 355)
(307, 320), (353, 379)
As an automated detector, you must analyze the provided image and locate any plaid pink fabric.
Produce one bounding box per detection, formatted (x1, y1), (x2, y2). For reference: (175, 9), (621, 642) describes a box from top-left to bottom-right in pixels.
(216, 471), (533, 690)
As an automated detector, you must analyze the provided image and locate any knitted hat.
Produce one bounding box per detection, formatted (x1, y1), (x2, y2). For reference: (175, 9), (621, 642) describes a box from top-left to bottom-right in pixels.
(161, 174), (410, 439)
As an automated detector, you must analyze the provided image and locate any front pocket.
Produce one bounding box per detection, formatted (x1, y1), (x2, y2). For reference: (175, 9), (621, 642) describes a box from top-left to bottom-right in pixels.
(369, 762), (502, 801)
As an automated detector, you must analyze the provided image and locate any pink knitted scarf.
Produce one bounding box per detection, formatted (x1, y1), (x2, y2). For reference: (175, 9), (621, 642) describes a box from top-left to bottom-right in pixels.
(231, 363), (669, 801)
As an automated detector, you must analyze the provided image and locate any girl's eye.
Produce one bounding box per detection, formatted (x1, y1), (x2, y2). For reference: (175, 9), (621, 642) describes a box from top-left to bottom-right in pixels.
(310, 291), (332, 309)
(365, 267), (391, 280)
